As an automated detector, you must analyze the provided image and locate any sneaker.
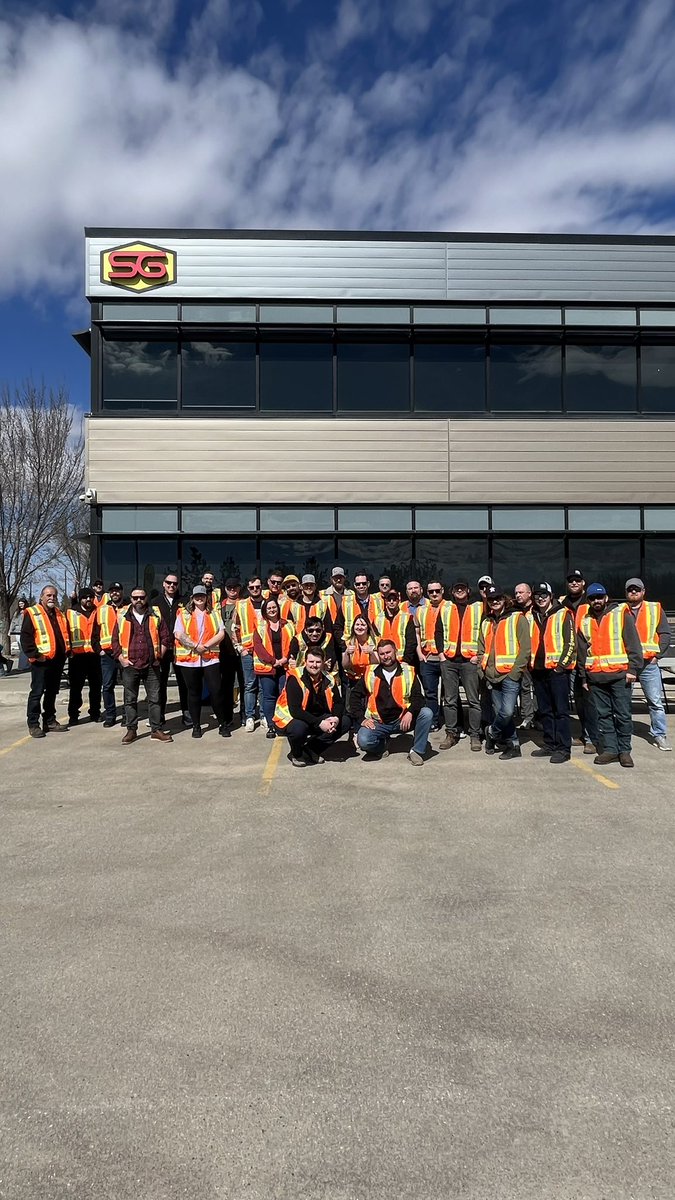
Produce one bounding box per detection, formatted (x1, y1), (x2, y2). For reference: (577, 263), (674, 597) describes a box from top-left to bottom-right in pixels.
(191, 727), (203, 739)
(518, 719), (533, 730)
(619, 752), (634, 768)
(550, 751), (571, 764)
(362, 749), (389, 761)
(68, 716), (80, 726)
(28, 726), (46, 739)
(288, 752), (306, 767)
(439, 733), (458, 750)
(245, 718), (255, 733)
(261, 716), (268, 731)
(499, 744), (522, 760)
(583, 743), (597, 755)
(102, 719), (116, 728)
(531, 747), (555, 758)
(653, 736), (672, 752)
(470, 736), (482, 752)
(458, 730), (468, 739)
(594, 752), (619, 765)
(219, 725), (232, 738)
(265, 728), (276, 739)
(407, 750), (425, 766)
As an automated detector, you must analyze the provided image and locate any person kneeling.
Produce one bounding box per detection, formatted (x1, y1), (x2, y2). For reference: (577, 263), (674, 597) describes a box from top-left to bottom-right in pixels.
(273, 648), (350, 766)
(349, 639), (433, 766)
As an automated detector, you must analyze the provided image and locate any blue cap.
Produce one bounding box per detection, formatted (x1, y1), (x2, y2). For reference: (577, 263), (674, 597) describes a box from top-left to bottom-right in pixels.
(586, 582), (607, 598)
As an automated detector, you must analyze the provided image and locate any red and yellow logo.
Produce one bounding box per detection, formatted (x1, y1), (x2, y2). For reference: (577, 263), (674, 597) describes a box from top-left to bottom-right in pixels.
(100, 241), (176, 293)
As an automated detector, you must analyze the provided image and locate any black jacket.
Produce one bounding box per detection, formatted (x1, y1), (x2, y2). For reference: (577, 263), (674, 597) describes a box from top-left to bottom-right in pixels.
(284, 669), (344, 727)
(348, 663), (425, 725)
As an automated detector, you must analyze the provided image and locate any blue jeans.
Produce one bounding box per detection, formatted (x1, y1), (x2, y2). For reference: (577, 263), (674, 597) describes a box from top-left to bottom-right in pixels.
(488, 677), (521, 746)
(418, 660), (442, 728)
(357, 707), (434, 758)
(259, 672), (285, 729)
(637, 659), (667, 738)
(100, 652), (119, 722)
(241, 651), (259, 720)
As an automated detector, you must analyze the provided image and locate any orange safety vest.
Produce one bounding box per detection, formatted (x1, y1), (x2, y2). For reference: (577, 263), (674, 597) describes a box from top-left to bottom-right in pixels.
(67, 609), (98, 654)
(175, 610), (222, 664)
(530, 608), (576, 671)
(400, 599), (427, 618)
(234, 597), (262, 649)
(481, 612), (522, 675)
(97, 603), (119, 651)
(580, 606), (629, 674)
(253, 621), (294, 675)
(26, 604), (70, 659)
(632, 601), (662, 661)
(377, 612), (409, 660)
(416, 602), (447, 655)
(118, 611), (161, 659)
(573, 601), (590, 632)
(439, 601), (483, 658)
(93, 592), (111, 609)
(274, 669), (336, 730)
(344, 640), (376, 680)
(280, 597), (303, 626)
(292, 633), (336, 679)
(364, 663), (416, 719)
(321, 589), (357, 626)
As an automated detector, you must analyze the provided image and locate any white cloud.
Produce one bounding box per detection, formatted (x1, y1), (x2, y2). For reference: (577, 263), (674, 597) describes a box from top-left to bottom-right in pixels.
(0, 0), (674, 302)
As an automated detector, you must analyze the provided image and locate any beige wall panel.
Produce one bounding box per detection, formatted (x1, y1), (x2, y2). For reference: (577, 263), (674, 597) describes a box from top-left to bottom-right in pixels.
(448, 421), (675, 504)
(86, 418), (450, 504)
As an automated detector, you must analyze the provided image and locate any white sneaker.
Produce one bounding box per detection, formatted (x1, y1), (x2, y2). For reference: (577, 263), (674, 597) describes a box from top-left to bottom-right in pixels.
(653, 735), (672, 751)
(458, 730), (467, 739)
(245, 717), (255, 733)
(260, 716), (268, 731)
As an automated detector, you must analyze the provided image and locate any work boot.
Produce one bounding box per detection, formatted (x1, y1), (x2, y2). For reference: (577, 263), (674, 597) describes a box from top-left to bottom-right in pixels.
(619, 752), (634, 768)
(219, 725), (232, 738)
(550, 751), (571, 764)
(594, 751), (619, 765)
(439, 732), (458, 750)
(45, 720), (68, 733)
(28, 726), (46, 739)
(583, 743), (597, 755)
(484, 727), (497, 755)
(191, 726), (203, 739)
(499, 744), (522, 761)
(470, 736), (482, 752)
(531, 746), (555, 757)
(150, 730), (173, 743)
(122, 728), (137, 744)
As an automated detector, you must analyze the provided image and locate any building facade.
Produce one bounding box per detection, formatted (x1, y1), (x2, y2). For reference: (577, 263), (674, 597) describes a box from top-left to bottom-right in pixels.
(82, 230), (675, 605)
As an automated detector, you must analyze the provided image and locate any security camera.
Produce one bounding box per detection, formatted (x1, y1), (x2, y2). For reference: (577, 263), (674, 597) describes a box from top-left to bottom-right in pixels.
(79, 487), (97, 503)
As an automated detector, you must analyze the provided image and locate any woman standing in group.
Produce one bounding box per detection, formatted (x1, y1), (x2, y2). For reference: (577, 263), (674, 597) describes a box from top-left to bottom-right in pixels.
(9, 597), (30, 672)
(252, 597), (295, 739)
(342, 615), (378, 687)
(174, 585), (230, 738)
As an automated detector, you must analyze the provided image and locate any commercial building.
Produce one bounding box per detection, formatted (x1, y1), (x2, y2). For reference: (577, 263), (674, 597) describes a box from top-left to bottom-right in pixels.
(81, 230), (675, 605)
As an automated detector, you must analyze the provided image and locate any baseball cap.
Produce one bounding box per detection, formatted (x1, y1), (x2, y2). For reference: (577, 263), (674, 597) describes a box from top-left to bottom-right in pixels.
(586, 582), (607, 598)
(78, 587), (95, 600)
(282, 574), (300, 585)
(625, 577), (645, 591)
(301, 574), (315, 585)
(192, 585), (208, 596)
(331, 566), (346, 577)
(486, 585), (505, 600)
(533, 582), (553, 596)
(109, 582), (123, 591)
(566, 570), (584, 582)
(452, 580), (470, 590)
(386, 590), (400, 601)
(224, 577), (240, 588)
(478, 575), (493, 587)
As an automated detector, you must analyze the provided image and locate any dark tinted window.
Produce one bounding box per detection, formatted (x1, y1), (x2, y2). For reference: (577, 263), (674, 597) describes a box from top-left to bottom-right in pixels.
(640, 344), (675, 413)
(567, 538), (641, 598)
(260, 343), (333, 412)
(260, 538), (334, 587)
(414, 343), (486, 412)
(101, 539), (136, 598)
(102, 338), (177, 409)
(644, 538), (675, 608)
(489, 343), (561, 412)
(492, 538), (566, 595)
(414, 537), (489, 585)
(182, 539), (257, 592)
(337, 537), (413, 588)
(337, 343), (409, 412)
(182, 341), (255, 408)
(565, 343), (637, 412)
(137, 540), (179, 599)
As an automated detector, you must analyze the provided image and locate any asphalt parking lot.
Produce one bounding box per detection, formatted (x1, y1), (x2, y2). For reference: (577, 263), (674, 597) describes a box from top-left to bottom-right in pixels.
(1, 671), (674, 1199)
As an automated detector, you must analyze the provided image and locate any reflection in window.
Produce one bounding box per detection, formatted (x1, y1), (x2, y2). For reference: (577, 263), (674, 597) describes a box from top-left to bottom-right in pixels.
(338, 508), (412, 532)
(181, 508), (257, 533)
(640, 344), (675, 413)
(567, 508), (640, 531)
(101, 539), (136, 598)
(415, 508), (489, 532)
(337, 538), (413, 589)
(260, 539), (334, 588)
(260, 344), (333, 412)
(414, 538), (489, 587)
(565, 344), (636, 412)
(489, 344), (562, 412)
(182, 540), (257, 591)
(414, 344), (485, 412)
(137, 540), (180, 599)
(644, 538), (675, 608)
(101, 508), (178, 533)
(567, 538), (641, 598)
(260, 508), (334, 532)
(491, 507), (565, 531)
(102, 338), (177, 408)
(492, 538), (566, 594)
(337, 344), (409, 412)
(182, 342), (255, 408)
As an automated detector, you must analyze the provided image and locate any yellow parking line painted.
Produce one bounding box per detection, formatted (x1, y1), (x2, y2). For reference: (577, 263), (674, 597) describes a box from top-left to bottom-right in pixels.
(570, 757), (620, 791)
(0, 735), (31, 759)
(259, 735), (283, 795)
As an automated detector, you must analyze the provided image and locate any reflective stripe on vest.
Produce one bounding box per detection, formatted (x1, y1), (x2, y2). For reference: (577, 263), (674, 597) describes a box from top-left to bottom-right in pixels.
(27, 605), (70, 658)
(633, 601), (662, 660)
(93, 593), (111, 609)
(377, 613), (408, 659)
(417, 602), (446, 653)
(440, 601), (482, 657)
(293, 634), (336, 680)
(345, 641), (376, 680)
(273, 669), (335, 730)
(118, 612), (161, 658)
(175, 611), (222, 664)
(530, 609), (576, 670)
(67, 609), (98, 654)
(481, 612), (521, 674)
(280, 598), (302, 626)
(364, 663), (416, 719)
(574, 602), (590, 632)
(97, 604), (118, 650)
(580, 606), (629, 673)
(235, 598), (261, 648)
(253, 622), (294, 675)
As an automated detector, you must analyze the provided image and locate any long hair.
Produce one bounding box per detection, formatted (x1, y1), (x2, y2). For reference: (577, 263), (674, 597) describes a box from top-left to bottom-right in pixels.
(347, 615), (378, 642)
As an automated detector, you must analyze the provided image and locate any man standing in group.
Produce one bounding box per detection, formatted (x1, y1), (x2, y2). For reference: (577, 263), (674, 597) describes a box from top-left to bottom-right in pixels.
(232, 575), (265, 731)
(298, 574), (328, 627)
(624, 577), (671, 751)
(438, 580), (483, 752)
(514, 582), (536, 730)
(414, 580), (447, 731)
(263, 570), (284, 601)
(376, 590), (417, 664)
(321, 567), (355, 630)
(529, 583), (576, 764)
(279, 575), (303, 626)
(577, 582), (643, 768)
(401, 580), (427, 620)
(477, 587), (531, 760)
(372, 575), (392, 622)
(91, 579), (110, 608)
(21, 584), (71, 738)
(202, 572), (221, 610)
(220, 577), (244, 723)
(288, 616), (338, 682)
(154, 573), (191, 728)
(349, 639), (434, 766)
(97, 582), (125, 727)
(112, 588), (173, 744)
(66, 587), (102, 726)
(560, 569), (599, 755)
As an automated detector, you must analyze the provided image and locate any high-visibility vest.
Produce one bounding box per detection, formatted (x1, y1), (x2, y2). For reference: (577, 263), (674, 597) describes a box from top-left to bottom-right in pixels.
(253, 621), (294, 675)
(372, 593), (387, 620)
(400, 599), (427, 618)
(280, 597), (303, 626)
(300, 595), (328, 622)
(530, 609), (576, 671)
(573, 601), (590, 632)
(175, 610), (222, 664)
(377, 612), (409, 660)
(416, 602), (446, 654)
(364, 663), (416, 719)
(234, 598), (262, 649)
(273, 669), (336, 731)
(292, 634), (336, 680)
(26, 604), (70, 659)
(633, 601), (663, 661)
(208, 587), (222, 609)
(481, 612), (522, 675)
(344, 640), (376, 680)
(439, 601), (483, 658)
(321, 589), (357, 626)
(67, 609), (98, 654)
(93, 593), (111, 609)
(580, 606), (629, 674)
(97, 604), (119, 651)
(118, 611), (161, 659)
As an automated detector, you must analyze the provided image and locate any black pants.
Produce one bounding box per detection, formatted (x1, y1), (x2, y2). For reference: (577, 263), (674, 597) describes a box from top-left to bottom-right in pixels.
(27, 657), (66, 729)
(158, 651), (188, 722)
(68, 653), (102, 722)
(219, 653), (241, 724)
(282, 714), (351, 757)
(440, 659), (481, 736)
(181, 664), (227, 726)
(122, 663), (162, 731)
(531, 669), (571, 753)
(589, 677), (633, 755)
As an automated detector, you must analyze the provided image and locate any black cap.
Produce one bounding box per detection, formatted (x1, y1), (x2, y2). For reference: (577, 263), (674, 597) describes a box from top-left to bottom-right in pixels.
(486, 586), (505, 600)
(567, 570), (584, 582)
(109, 582), (123, 591)
(78, 587), (95, 600)
(452, 580), (470, 590)
(533, 582), (553, 596)
(224, 577), (241, 588)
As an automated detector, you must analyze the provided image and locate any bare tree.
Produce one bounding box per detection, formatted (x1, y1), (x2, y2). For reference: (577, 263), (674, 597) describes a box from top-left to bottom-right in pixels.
(53, 498), (91, 599)
(0, 381), (84, 652)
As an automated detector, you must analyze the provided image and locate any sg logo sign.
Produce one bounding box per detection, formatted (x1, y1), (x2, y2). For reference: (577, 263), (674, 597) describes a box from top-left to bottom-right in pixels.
(100, 241), (176, 293)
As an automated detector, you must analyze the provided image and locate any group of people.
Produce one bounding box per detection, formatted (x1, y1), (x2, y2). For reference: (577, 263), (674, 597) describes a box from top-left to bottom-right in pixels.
(18, 566), (671, 770)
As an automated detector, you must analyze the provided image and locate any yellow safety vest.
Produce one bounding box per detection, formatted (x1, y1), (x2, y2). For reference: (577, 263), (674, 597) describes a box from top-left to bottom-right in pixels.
(439, 601), (482, 657)
(175, 610), (222, 664)
(67, 609), (98, 654)
(633, 601), (662, 661)
(580, 605), (629, 673)
(26, 604), (70, 659)
(273, 669), (336, 730)
(364, 663), (416, 718)
(481, 612), (522, 674)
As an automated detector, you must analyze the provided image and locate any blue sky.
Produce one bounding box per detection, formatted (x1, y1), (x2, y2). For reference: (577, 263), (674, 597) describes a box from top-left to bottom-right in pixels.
(1, 0), (674, 412)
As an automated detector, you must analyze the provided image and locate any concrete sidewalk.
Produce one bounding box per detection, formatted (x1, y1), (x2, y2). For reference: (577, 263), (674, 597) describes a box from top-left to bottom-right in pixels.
(1, 670), (674, 1199)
